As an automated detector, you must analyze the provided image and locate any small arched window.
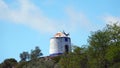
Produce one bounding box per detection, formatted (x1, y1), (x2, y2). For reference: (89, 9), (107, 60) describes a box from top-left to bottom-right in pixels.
(65, 38), (68, 42)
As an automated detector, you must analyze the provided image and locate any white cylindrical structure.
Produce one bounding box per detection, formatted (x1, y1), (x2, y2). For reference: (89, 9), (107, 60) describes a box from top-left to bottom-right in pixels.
(49, 32), (71, 56)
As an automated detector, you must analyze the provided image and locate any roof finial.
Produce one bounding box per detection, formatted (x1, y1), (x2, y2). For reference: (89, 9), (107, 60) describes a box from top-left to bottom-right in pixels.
(62, 30), (69, 36)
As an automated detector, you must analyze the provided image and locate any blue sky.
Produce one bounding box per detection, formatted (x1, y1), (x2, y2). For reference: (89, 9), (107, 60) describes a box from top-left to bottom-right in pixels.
(0, 0), (120, 63)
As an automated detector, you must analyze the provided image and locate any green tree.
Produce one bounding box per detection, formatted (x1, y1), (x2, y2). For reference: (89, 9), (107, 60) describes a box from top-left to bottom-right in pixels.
(30, 46), (43, 60)
(0, 64), (1, 68)
(20, 51), (29, 62)
(1, 58), (17, 68)
(72, 46), (88, 68)
(59, 46), (88, 68)
(16, 61), (27, 68)
(105, 23), (120, 67)
(87, 23), (120, 68)
(88, 30), (110, 68)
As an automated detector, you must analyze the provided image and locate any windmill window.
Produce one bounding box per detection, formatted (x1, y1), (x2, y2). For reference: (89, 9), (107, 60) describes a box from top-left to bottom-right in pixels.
(65, 38), (68, 42)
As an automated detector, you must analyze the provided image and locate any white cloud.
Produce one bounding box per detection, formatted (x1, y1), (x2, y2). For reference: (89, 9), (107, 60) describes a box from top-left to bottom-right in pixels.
(0, 0), (97, 33)
(0, 0), (59, 33)
(65, 7), (97, 32)
(103, 15), (120, 25)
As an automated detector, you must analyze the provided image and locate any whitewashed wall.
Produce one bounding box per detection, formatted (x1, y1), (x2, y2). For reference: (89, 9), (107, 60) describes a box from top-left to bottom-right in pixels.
(49, 37), (71, 55)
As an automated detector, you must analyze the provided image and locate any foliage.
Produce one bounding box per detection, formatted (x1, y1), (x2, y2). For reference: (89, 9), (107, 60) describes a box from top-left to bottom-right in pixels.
(30, 46), (43, 60)
(51, 55), (61, 63)
(87, 23), (120, 68)
(20, 51), (29, 62)
(0, 58), (17, 68)
(59, 46), (88, 68)
(16, 61), (27, 68)
(16, 58), (55, 68)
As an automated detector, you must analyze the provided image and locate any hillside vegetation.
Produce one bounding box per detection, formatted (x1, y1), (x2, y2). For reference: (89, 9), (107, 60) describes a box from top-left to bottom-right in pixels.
(0, 23), (120, 68)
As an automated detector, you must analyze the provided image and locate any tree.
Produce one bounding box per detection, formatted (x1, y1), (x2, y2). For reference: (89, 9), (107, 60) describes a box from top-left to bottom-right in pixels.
(20, 51), (29, 62)
(72, 46), (88, 68)
(30, 46), (43, 60)
(0, 64), (2, 68)
(87, 23), (120, 68)
(1, 58), (17, 68)
(105, 23), (120, 67)
(59, 46), (88, 68)
(16, 61), (27, 68)
(88, 30), (110, 68)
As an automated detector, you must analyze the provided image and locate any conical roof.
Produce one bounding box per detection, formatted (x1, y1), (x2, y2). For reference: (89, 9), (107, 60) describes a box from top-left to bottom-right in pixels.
(54, 31), (69, 37)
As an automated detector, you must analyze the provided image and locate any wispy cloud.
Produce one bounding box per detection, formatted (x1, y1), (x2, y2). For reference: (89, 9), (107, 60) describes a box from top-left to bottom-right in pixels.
(0, 0), (98, 33)
(0, 0), (59, 33)
(65, 7), (97, 32)
(103, 15), (120, 25)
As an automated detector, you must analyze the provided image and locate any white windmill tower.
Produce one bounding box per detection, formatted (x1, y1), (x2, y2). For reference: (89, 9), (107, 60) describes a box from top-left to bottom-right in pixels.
(49, 31), (71, 56)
